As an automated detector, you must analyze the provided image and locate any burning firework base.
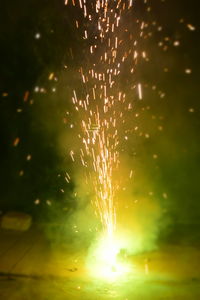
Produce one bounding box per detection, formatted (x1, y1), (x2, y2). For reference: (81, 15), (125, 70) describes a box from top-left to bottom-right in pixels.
(0, 223), (200, 299)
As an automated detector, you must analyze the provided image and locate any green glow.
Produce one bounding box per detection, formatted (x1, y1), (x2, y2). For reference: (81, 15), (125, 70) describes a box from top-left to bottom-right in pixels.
(87, 234), (132, 281)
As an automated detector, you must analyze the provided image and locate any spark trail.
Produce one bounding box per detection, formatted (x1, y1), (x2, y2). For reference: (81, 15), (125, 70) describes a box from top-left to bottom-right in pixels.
(66, 0), (151, 237)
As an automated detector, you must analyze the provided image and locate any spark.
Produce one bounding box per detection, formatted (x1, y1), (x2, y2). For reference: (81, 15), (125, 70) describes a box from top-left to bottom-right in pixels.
(13, 137), (20, 147)
(48, 73), (54, 80)
(138, 83), (143, 100)
(187, 23), (196, 31)
(35, 33), (41, 39)
(23, 91), (29, 102)
(185, 68), (192, 74)
(64, 0), (161, 240)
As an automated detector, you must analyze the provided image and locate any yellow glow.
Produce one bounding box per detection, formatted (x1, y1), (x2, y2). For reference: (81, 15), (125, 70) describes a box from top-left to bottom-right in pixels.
(87, 234), (132, 281)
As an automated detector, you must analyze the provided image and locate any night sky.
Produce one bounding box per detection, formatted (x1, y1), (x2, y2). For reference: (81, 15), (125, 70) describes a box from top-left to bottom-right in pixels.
(0, 0), (200, 244)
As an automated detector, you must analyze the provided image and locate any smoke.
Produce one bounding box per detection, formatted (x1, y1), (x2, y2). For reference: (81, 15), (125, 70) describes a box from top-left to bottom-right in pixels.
(29, 1), (197, 256)
(30, 65), (171, 258)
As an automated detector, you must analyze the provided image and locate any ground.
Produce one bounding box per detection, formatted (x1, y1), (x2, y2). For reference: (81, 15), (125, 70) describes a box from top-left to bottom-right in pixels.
(0, 225), (200, 300)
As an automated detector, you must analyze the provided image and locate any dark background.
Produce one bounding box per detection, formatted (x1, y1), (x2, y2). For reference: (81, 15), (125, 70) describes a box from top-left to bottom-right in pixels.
(0, 0), (199, 242)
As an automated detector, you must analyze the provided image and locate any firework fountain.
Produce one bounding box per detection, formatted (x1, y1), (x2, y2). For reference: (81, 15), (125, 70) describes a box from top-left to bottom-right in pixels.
(65, 0), (159, 279)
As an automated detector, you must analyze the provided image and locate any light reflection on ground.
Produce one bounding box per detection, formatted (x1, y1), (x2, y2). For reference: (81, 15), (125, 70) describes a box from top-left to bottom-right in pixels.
(1, 245), (200, 299)
(0, 272), (200, 300)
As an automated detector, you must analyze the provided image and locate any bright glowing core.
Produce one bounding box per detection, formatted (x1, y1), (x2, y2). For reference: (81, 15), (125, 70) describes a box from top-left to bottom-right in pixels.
(87, 234), (132, 281)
